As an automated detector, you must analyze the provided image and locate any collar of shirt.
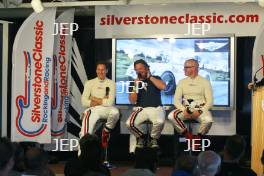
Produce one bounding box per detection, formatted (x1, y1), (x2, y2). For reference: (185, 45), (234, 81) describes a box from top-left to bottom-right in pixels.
(97, 77), (107, 83)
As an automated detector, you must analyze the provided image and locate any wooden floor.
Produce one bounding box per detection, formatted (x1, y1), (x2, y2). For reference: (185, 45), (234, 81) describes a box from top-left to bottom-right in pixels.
(49, 163), (173, 176)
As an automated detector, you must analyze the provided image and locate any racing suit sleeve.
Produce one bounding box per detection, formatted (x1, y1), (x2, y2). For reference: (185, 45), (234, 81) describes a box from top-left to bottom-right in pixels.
(81, 80), (92, 108)
(173, 80), (185, 111)
(201, 79), (213, 112)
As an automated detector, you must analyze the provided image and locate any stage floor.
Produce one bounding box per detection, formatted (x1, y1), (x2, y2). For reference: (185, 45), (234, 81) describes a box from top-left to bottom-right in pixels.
(49, 163), (173, 176)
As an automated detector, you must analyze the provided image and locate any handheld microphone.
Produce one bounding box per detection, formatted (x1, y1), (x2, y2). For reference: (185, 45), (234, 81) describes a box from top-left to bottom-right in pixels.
(253, 65), (264, 89)
(105, 87), (110, 97)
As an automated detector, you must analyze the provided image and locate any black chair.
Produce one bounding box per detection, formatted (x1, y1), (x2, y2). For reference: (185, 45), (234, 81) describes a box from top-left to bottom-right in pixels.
(142, 120), (152, 147)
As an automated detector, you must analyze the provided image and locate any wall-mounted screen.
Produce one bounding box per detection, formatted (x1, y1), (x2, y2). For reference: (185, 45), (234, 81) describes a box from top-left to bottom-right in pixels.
(114, 37), (234, 107)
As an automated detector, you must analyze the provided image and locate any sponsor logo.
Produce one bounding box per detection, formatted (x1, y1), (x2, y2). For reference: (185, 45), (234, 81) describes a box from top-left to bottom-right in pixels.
(15, 20), (51, 137)
(51, 24), (70, 137)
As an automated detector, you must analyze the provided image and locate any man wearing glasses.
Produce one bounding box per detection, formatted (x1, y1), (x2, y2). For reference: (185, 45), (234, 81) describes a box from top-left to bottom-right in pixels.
(168, 58), (213, 142)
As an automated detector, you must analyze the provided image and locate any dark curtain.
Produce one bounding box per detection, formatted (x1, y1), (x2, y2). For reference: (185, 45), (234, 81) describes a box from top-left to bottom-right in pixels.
(236, 37), (255, 135)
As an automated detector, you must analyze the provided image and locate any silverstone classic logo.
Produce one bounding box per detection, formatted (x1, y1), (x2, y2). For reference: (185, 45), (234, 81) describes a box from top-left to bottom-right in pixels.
(15, 20), (51, 137)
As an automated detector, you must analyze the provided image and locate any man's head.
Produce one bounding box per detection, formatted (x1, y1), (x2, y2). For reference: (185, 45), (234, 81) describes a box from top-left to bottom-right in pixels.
(197, 150), (221, 176)
(96, 62), (108, 80)
(79, 134), (102, 165)
(134, 59), (150, 80)
(224, 135), (246, 162)
(134, 147), (158, 173)
(24, 147), (48, 170)
(0, 137), (14, 174)
(174, 155), (197, 174)
(184, 58), (199, 78)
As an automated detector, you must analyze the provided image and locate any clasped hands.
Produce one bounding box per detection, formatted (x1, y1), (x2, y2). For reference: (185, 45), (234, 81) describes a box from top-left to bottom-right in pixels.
(183, 109), (201, 120)
(90, 95), (109, 107)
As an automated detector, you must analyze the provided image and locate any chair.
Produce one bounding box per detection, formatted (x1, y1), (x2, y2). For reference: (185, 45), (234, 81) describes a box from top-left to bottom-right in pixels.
(184, 119), (199, 135)
(143, 120), (152, 147)
(174, 119), (199, 156)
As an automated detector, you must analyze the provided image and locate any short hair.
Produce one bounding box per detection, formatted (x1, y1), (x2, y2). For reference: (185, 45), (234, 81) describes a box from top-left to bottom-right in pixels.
(79, 134), (102, 165)
(134, 147), (158, 173)
(224, 135), (246, 161)
(96, 61), (108, 69)
(12, 142), (25, 171)
(197, 150), (221, 175)
(24, 147), (48, 170)
(174, 155), (197, 174)
(185, 58), (199, 68)
(134, 59), (149, 69)
(0, 137), (14, 170)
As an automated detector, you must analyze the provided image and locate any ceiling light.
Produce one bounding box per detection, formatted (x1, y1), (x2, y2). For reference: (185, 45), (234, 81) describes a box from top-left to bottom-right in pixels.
(259, 0), (264, 7)
(31, 0), (44, 13)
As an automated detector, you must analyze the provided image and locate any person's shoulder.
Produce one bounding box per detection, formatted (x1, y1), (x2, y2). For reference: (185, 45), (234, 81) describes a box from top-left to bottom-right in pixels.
(197, 75), (209, 81)
(218, 163), (257, 176)
(239, 167), (257, 176)
(152, 75), (161, 79)
(120, 169), (154, 176)
(178, 77), (188, 84)
(197, 75), (210, 84)
(106, 78), (115, 84)
(85, 78), (97, 84)
(105, 79), (116, 88)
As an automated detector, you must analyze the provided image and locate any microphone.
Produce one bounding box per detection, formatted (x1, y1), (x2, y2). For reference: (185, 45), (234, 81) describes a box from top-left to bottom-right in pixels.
(253, 65), (264, 89)
(105, 87), (110, 97)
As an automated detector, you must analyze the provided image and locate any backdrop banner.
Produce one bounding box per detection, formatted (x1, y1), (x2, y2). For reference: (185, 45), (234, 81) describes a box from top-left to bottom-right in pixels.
(95, 3), (264, 38)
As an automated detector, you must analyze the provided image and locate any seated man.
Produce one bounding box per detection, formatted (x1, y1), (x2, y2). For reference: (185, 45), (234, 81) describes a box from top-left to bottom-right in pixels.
(168, 58), (213, 140)
(81, 62), (119, 148)
(126, 59), (166, 148)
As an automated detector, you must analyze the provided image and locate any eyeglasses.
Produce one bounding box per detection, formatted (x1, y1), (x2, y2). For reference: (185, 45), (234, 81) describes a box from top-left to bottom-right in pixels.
(184, 66), (195, 69)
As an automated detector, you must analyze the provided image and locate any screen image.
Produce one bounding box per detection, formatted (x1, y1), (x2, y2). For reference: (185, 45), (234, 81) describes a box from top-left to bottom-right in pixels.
(115, 37), (231, 106)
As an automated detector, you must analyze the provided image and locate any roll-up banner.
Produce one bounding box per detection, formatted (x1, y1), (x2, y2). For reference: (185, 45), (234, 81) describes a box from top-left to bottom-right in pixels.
(11, 8), (56, 143)
(51, 9), (75, 139)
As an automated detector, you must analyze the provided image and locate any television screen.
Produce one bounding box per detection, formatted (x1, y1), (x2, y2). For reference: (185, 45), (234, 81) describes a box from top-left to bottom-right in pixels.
(114, 37), (232, 106)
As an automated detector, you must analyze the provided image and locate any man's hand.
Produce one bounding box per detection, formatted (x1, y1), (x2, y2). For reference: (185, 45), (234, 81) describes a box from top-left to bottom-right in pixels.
(191, 110), (201, 119)
(147, 70), (152, 79)
(248, 82), (254, 90)
(90, 100), (100, 107)
(90, 96), (103, 105)
(183, 110), (192, 119)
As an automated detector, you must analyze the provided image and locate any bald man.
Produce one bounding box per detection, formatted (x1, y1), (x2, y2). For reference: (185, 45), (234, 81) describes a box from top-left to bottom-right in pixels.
(168, 58), (213, 140)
